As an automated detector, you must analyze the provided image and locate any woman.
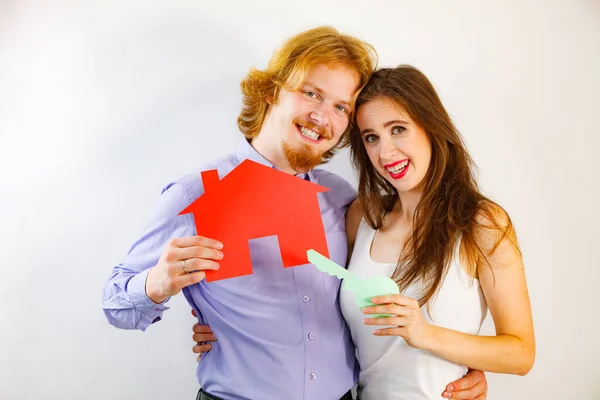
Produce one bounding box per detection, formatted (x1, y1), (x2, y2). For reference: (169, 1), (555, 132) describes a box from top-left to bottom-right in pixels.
(341, 65), (534, 399)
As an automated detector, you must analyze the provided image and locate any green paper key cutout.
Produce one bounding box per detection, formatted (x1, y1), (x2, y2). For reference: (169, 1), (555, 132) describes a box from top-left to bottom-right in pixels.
(307, 249), (400, 318)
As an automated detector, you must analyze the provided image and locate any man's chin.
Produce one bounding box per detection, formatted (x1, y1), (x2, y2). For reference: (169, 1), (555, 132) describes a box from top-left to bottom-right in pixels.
(282, 141), (324, 173)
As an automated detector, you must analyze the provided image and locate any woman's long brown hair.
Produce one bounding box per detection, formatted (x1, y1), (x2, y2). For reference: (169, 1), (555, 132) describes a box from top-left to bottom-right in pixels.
(348, 65), (520, 305)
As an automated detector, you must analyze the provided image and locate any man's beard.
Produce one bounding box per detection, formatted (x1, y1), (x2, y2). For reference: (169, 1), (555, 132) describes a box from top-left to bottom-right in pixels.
(281, 141), (324, 173)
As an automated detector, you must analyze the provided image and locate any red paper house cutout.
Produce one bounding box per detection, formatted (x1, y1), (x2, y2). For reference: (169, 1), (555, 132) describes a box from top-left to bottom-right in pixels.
(178, 159), (330, 282)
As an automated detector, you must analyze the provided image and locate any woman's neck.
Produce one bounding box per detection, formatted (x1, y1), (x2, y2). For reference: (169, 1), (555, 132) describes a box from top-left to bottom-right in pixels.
(393, 189), (423, 223)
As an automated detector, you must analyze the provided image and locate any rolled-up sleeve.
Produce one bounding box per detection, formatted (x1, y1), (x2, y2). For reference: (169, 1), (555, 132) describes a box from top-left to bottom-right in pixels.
(102, 180), (198, 331)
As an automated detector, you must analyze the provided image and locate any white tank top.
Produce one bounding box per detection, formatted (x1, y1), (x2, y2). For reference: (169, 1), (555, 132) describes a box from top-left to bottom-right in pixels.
(340, 219), (488, 400)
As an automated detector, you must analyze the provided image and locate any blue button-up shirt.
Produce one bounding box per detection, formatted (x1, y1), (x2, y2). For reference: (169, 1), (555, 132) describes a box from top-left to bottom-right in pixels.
(103, 140), (359, 400)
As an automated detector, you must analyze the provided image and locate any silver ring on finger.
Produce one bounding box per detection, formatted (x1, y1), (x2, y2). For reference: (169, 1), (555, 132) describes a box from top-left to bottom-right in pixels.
(181, 259), (188, 274)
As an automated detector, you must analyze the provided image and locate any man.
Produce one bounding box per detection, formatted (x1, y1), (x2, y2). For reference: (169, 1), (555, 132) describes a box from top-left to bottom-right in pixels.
(103, 26), (487, 400)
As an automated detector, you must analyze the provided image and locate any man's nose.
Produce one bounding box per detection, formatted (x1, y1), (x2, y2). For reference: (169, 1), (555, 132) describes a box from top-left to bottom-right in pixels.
(309, 103), (331, 129)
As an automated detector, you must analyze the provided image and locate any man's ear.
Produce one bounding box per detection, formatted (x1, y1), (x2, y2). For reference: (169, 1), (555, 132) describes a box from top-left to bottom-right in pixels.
(267, 86), (280, 105)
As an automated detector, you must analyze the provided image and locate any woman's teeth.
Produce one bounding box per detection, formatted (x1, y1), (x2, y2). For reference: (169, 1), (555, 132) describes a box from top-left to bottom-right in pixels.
(386, 160), (409, 173)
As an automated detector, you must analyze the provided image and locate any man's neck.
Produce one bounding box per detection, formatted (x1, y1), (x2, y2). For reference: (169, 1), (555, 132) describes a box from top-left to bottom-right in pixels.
(249, 137), (301, 175)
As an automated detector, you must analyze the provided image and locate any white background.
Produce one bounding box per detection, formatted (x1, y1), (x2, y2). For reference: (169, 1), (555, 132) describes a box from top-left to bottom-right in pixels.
(1, 0), (599, 399)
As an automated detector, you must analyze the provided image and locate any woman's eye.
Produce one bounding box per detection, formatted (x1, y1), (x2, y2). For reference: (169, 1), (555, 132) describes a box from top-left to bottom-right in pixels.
(305, 91), (318, 99)
(392, 126), (406, 134)
(364, 134), (378, 143)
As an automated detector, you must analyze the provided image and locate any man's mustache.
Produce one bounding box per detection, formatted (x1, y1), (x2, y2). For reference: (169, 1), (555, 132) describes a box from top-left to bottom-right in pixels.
(293, 118), (332, 140)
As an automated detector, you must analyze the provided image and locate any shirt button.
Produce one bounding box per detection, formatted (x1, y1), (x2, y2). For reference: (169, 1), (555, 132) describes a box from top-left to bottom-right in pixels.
(302, 296), (309, 302)
(309, 372), (316, 380)
(308, 332), (315, 340)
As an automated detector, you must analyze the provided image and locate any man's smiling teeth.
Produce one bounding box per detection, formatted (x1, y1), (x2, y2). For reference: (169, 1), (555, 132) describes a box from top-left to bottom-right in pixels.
(386, 160), (409, 173)
(299, 126), (320, 140)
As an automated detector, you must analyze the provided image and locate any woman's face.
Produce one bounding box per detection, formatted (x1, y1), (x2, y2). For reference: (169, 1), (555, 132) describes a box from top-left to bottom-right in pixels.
(356, 97), (432, 194)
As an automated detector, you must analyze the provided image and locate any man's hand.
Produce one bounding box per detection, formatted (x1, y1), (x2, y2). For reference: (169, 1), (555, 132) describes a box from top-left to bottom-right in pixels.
(191, 309), (216, 362)
(145, 236), (223, 303)
(442, 369), (487, 399)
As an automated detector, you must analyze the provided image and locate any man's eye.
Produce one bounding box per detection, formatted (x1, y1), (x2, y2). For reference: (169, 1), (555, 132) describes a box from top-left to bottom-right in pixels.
(335, 105), (348, 113)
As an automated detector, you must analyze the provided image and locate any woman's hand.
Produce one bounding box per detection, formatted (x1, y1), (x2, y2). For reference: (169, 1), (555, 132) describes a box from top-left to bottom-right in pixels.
(191, 309), (216, 362)
(362, 294), (435, 350)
